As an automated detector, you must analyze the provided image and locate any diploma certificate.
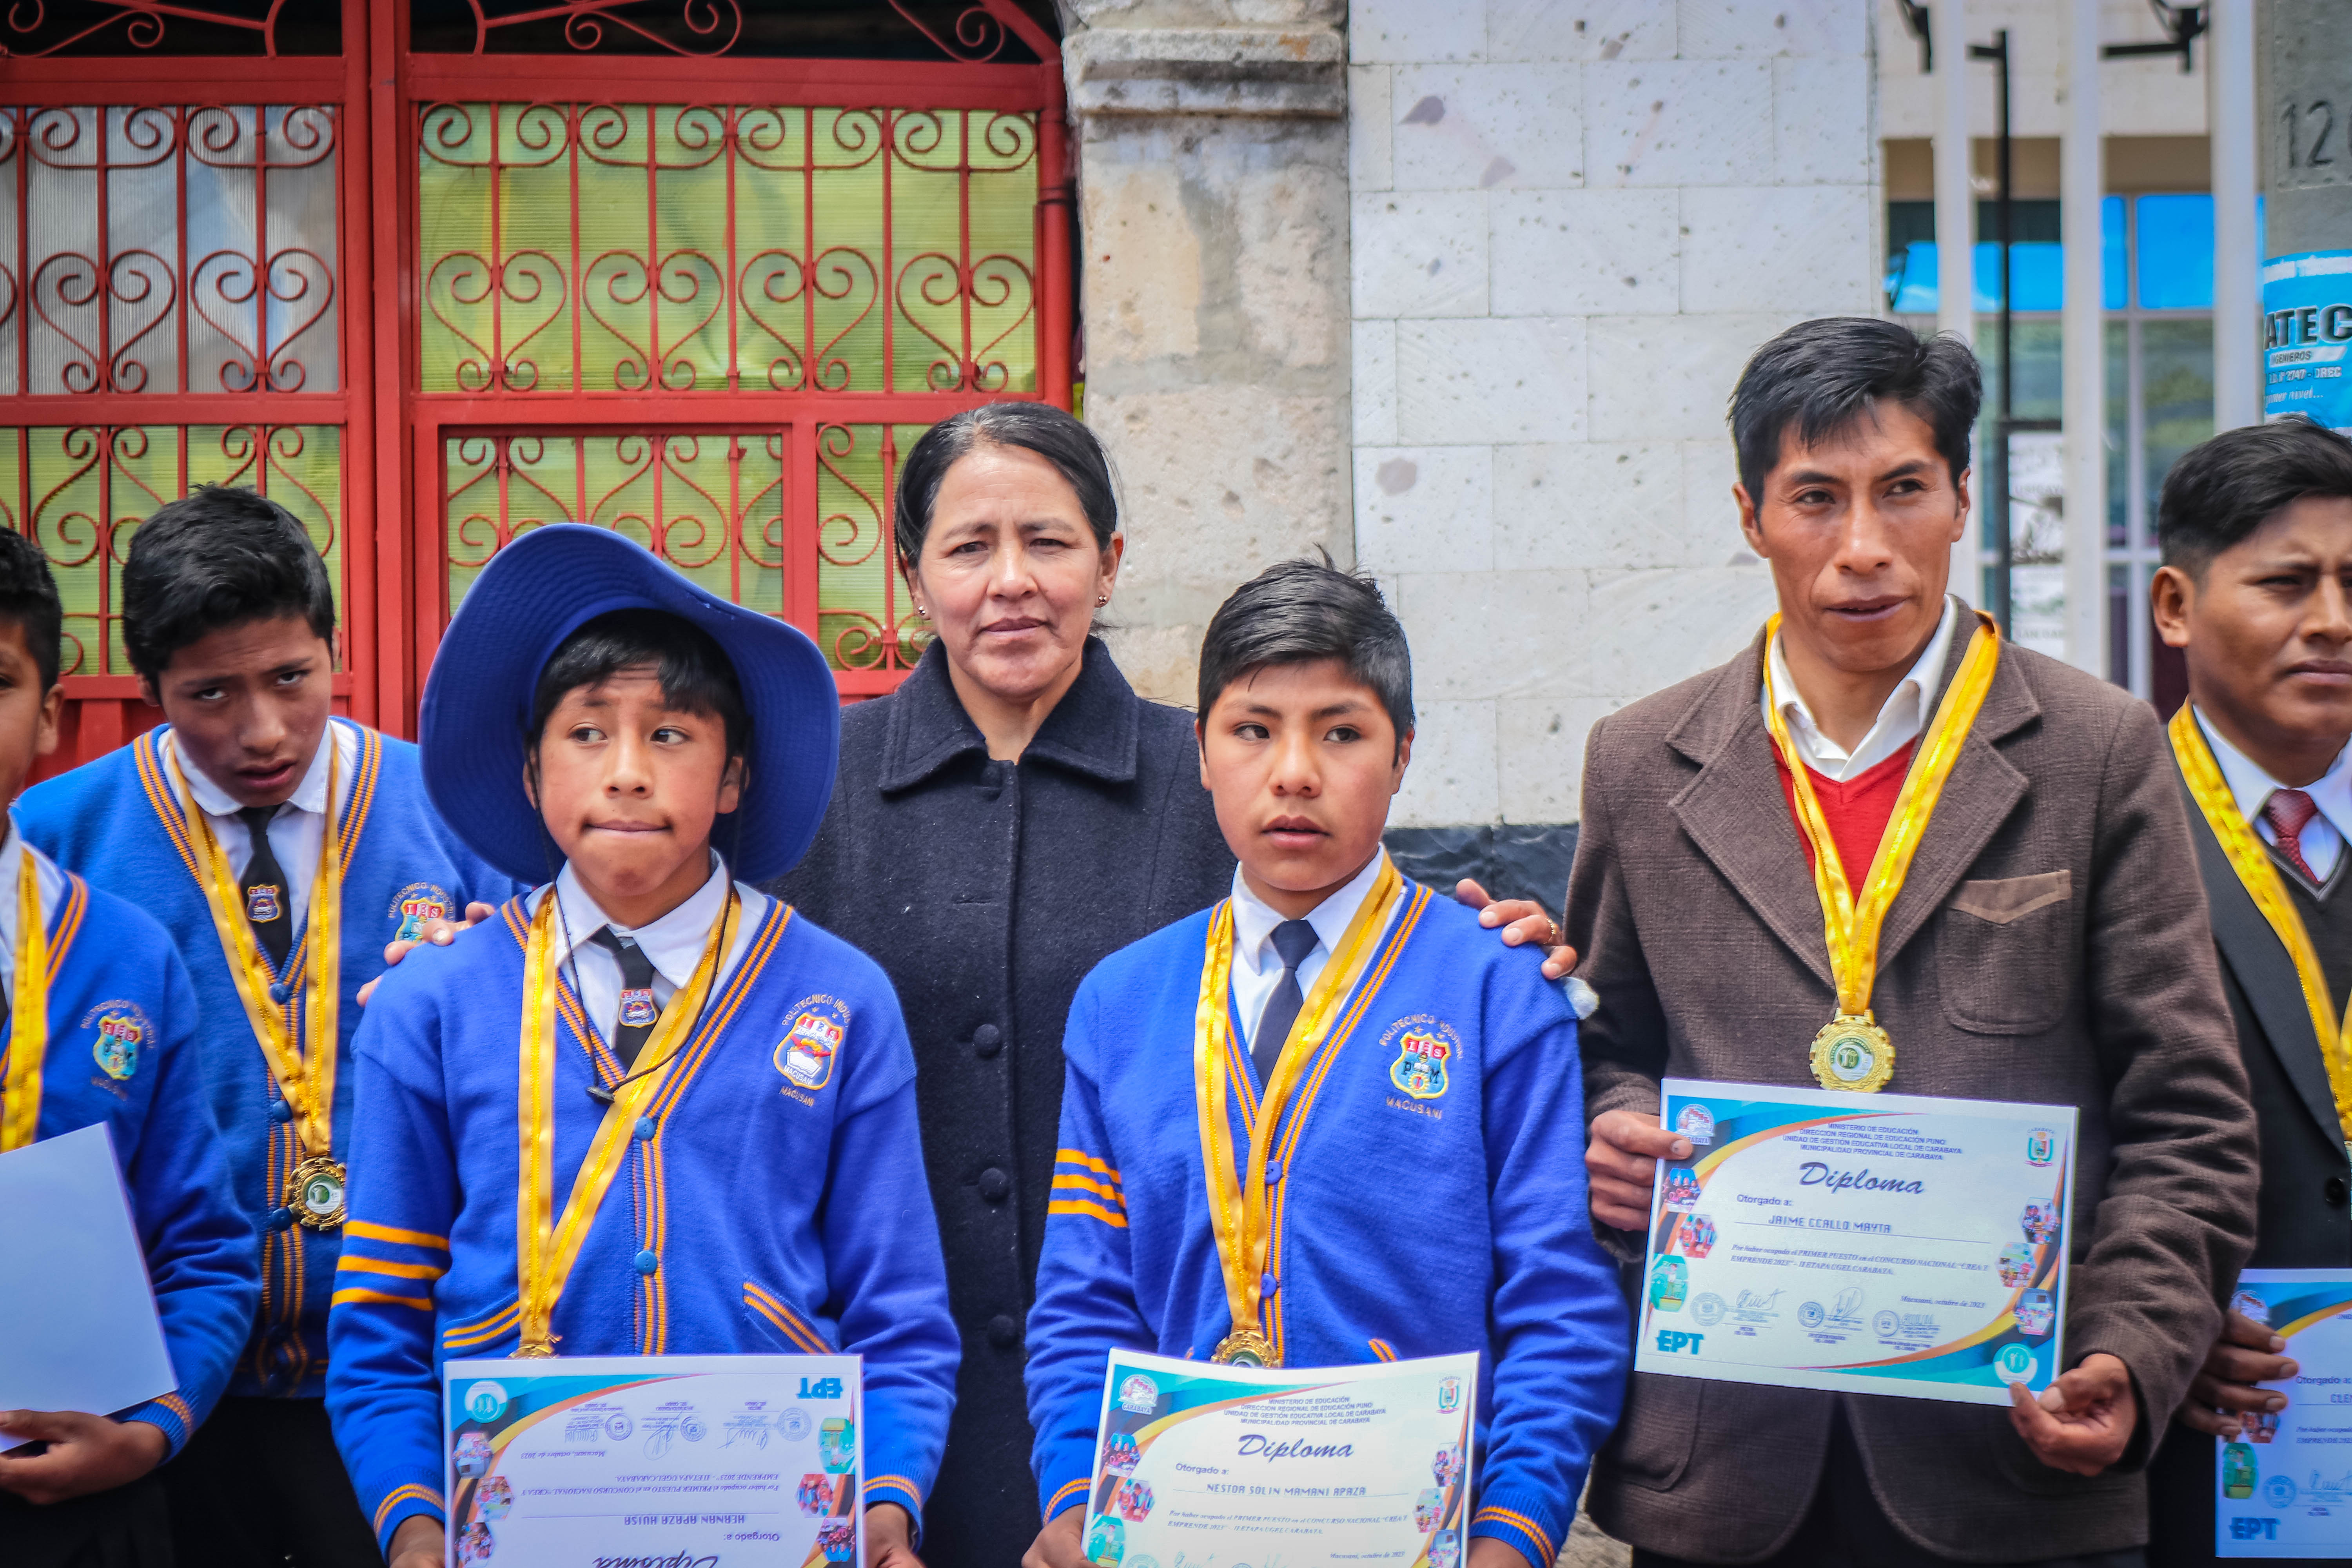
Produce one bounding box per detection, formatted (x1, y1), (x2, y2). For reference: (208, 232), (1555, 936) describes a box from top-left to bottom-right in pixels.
(1632, 1078), (2078, 1407)
(441, 1354), (862, 1568)
(1080, 1349), (1481, 1568)
(2214, 1270), (2352, 1558)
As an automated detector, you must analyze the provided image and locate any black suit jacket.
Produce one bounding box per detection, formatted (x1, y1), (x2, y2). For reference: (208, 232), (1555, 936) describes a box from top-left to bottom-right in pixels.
(2150, 756), (2352, 1568)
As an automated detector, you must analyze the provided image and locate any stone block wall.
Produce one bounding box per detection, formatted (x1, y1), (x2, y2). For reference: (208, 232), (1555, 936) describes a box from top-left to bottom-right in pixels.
(1348, 0), (1883, 835)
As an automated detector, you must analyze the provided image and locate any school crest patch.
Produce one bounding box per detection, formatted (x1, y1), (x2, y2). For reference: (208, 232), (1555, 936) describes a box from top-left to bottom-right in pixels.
(388, 883), (454, 944)
(775, 996), (849, 1094)
(1381, 1013), (1461, 1102)
(83, 1000), (152, 1082)
(246, 883), (283, 925)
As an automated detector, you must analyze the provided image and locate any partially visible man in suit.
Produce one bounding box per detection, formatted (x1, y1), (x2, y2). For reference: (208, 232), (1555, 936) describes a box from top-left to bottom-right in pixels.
(1568, 316), (2258, 1568)
(2141, 416), (2352, 1568)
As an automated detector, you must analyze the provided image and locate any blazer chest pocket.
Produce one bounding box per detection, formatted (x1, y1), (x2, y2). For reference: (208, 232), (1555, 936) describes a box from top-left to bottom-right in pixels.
(1938, 872), (2073, 1035)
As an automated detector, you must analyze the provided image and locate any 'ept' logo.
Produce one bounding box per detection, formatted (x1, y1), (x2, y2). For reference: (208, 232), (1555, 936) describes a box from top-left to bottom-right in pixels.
(1655, 1330), (1705, 1355)
(798, 1377), (844, 1399)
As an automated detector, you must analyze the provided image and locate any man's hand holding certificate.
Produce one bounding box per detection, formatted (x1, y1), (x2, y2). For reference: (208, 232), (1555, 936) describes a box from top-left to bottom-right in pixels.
(1632, 1078), (2080, 1408)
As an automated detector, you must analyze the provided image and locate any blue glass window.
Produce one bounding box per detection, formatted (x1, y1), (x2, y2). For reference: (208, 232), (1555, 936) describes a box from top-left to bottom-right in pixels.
(2136, 194), (2214, 309)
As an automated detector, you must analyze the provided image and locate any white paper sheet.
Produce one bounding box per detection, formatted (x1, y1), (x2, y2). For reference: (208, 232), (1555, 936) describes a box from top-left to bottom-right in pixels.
(0, 1122), (175, 1417)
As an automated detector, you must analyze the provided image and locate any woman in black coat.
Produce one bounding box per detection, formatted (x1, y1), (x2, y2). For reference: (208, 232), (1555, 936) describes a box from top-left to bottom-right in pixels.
(769, 405), (1563, 1567)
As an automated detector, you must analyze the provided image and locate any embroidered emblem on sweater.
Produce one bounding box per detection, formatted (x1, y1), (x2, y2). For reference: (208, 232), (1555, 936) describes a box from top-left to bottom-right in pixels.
(388, 883), (454, 943)
(1382, 1014), (1460, 1101)
(776, 996), (849, 1093)
(84, 1001), (151, 1081)
(246, 883), (283, 924)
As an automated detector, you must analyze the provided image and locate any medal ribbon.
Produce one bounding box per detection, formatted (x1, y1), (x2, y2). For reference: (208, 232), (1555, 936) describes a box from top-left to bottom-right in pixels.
(2169, 702), (2352, 1150)
(0, 844), (49, 1152)
(170, 742), (343, 1165)
(1760, 609), (2002, 1021)
(1192, 858), (1403, 1352)
(516, 887), (734, 1356)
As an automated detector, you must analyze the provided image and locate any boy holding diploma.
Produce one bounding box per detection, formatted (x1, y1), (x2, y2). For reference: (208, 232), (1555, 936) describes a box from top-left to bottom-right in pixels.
(1021, 560), (1627, 1568)
(325, 526), (958, 1568)
(0, 527), (258, 1564)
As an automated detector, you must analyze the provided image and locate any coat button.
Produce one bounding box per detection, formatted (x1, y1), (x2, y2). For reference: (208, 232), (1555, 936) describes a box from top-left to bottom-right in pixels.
(973, 1024), (1002, 1058)
(987, 1314), (1019, 1348)
(634, 1249), (660, 1275)
(268, 1207), (294, 1231)
(978, 1167), (1010, 1203)
(268, 982), (290, 1004)
(2328, 1176), (2349, 1208)
(270, 1100), (294, 1123)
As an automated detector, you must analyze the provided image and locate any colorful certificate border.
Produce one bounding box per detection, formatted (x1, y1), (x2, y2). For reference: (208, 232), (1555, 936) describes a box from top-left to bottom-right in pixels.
(442, 1353), (862, 1568)
(1087, 1348), (1480, 1568)
(1635, 1077), (2079, 1407)
(2214, 1269), (2352, 1559)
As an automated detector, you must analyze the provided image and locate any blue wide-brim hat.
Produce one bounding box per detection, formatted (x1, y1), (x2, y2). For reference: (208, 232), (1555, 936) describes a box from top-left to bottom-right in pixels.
(419, 523), (840, 886)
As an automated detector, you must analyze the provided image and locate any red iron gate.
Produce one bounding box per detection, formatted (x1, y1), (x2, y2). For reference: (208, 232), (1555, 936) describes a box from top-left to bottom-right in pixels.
(0, 0), (1073, 775)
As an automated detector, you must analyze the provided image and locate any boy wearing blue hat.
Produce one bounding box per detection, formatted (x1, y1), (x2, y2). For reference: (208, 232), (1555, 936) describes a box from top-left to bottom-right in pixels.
(1021, 560), (1626, 1568)
(0, 526), (257, 1567)
(326, 526), (959, 1568)
(16, 486), (519, 1568)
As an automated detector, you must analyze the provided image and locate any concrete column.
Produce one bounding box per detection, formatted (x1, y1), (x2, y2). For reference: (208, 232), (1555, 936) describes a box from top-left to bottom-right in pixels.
(2060, 0), (2106, 675)
(2210, 0), (2258, 429)
(1931, 0), (1976, 606)
(2260, 0), (2352, 260)
(1062, 1), (1351, 705)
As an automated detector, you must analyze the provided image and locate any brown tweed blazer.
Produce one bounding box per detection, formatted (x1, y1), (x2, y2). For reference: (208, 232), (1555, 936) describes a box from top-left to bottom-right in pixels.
(1568, 625), (2258, 1563)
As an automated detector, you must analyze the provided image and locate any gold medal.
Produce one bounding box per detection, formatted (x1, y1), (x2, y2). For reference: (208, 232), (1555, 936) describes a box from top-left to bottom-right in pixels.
(1761, 609), (2001, 1093)
(1808, 1014), (1894, 1093)
(166, 740), (348, 1223)
(2172, 704), (2352, 1151)
(1192, 859), (1406, 1370)
(285, 1154), (348, 1229)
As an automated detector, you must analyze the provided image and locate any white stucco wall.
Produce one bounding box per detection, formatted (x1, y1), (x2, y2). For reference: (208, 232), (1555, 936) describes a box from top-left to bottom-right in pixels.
(1349, 0), (1883, 828)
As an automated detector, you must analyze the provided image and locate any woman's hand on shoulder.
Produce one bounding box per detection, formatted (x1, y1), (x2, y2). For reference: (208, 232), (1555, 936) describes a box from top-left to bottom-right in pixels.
(358, 902), (499, 1005)
(1455, 880), (1575, 980)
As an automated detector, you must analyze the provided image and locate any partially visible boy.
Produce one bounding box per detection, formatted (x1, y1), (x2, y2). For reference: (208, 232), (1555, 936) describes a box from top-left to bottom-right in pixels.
(2144, 417), (2352, 1568)
(16, 486), (521, 1568)
(327, 524), (958, 1568)
(1022, 560), (1627, 1568)
(0, 526), (257, 1566)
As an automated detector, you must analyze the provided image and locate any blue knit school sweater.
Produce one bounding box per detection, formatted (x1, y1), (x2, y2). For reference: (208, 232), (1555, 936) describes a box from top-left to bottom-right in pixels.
(1025, 882), (1629, 1568)
(4, 831), (258, 1454)
(325, 890), (960, 1553)
(18, 721), (524, 1398)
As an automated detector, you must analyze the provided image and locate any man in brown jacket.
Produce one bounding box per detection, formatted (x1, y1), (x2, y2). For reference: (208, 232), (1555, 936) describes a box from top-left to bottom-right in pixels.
(1568, 317), (2258, 1567)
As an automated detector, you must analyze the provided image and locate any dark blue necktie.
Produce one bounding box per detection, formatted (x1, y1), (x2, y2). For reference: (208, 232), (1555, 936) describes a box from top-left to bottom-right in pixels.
(1252, 919), (1320, 1082)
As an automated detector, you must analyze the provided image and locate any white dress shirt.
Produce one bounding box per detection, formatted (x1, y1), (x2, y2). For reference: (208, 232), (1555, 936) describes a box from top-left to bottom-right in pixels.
(1229, 850), (1397, 1053)
(2195, 706), (2352, 884)
(169, 720), (361, 929)
(532, 855), (770, 1045)
(1762, 596), (1961, 781)
(0, 818), (67, 1005)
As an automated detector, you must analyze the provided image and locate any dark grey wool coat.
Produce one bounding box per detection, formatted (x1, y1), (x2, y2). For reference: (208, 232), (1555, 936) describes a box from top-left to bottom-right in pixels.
(767, 636), (1232, 1568)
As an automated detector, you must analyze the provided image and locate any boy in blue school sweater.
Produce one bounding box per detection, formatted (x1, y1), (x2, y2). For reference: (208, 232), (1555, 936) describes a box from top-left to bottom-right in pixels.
(0, 526), (258, 1566)
(18, 486), (520, 1568)
(1022, 561), (1628, 1568)
(326, 525), (958, 1568)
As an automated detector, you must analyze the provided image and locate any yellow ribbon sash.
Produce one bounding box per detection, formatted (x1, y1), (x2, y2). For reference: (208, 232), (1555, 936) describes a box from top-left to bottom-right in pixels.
(0, 844), (50, 1152)
(2169, 703), (2352, 1151)
(1192, 857), (1403, 1366)
(515, 887), (733, 1357)
(1760, 609), (2001, 1091)
(171, 742), (346, 1220)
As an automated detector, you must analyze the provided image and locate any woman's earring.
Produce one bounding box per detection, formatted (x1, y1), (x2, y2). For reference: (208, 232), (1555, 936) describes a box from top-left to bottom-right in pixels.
(915, 604), (930, 620)
(1095, 593), (1110, 606)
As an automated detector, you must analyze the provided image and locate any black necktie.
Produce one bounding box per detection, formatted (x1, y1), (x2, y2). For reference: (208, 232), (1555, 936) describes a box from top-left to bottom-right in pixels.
(1251, 919), (1320, 1082)
(590, 927), (659, 1070)
(238, 805), (292, 970)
